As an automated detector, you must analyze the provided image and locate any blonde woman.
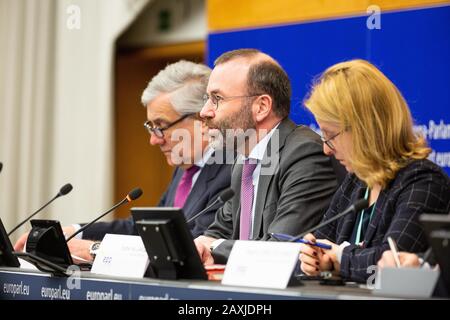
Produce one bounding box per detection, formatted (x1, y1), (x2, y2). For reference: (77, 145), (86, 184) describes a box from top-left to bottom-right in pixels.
(299, 59), (450, 282)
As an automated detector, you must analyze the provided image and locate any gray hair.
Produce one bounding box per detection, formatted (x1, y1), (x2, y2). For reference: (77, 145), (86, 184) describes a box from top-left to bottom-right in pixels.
(141, 60), (211, 115)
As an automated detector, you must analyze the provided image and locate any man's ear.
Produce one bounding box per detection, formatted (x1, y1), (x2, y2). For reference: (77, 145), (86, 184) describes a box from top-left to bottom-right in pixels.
(254, 94), (273, 123)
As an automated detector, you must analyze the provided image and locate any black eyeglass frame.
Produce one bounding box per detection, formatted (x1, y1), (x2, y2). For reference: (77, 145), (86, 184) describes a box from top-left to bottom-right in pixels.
(143, 113), (193, 138)
(321, 130), (343, 151)
(203, 93), (263, 111)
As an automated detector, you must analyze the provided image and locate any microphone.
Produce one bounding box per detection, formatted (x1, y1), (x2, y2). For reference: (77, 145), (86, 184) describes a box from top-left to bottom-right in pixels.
(288, 198), (370, 243)
(65, 187), (143, 242)
(0, 162), (3, 174)
(7, 183), (73, 236)
(186, 188), (234, 224)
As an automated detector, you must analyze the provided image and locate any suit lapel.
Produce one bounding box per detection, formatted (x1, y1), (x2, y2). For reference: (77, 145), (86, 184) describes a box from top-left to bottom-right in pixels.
(363, 189), (387, 247)
(165, 168), (183, 207)
(337, 178), (366, 243)
(252, 165), (276, 239)
(232, 162), (243, 238)
(251, 118), (295, 239)
(183, 164), (219, 219)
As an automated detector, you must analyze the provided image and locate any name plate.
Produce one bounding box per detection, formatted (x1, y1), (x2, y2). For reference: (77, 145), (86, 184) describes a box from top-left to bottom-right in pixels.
(222, 240), (301, 289)
(91, 234), (149, 279)
(373, 266), (440, 298)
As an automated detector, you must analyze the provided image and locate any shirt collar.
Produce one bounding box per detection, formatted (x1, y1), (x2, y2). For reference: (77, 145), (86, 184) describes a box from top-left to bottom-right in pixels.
(194, 145), (215, 168)
(247, 122), (281, 161)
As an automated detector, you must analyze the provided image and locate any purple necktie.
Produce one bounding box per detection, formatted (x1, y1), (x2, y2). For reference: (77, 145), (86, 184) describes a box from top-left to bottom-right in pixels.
(174, 165), (200, 208)
(239, 159), (257, 240)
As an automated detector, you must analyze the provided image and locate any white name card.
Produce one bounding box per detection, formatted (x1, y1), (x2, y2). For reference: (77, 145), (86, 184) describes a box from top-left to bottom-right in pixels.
(91, 234), (149, 279)
(222, 240), (301, 289)
(373, 266), (440, 298)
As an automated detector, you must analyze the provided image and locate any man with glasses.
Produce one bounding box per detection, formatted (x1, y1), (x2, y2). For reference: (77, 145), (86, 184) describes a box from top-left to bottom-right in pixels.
(14, 61), (232, 262)
(194, 49), (341, 265)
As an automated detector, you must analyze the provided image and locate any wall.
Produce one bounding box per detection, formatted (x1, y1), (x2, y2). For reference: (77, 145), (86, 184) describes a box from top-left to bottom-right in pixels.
(207, 0), (450, 175)
(118, 0), (206, 47)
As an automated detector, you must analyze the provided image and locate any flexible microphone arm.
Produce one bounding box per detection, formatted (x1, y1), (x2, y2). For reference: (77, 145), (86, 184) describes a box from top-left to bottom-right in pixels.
(288, 198), (370, 243)
(65, 187), (143, 242)
(65, 198), (127, 242)
(186, 188), (234, 224)
(8, 183), (73, 236)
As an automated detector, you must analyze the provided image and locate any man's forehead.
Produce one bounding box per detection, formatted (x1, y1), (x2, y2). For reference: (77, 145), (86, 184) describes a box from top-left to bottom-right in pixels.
(146, 94), (179, 120)
(208, 60), (250, 92)
(214, 58), (251, 73)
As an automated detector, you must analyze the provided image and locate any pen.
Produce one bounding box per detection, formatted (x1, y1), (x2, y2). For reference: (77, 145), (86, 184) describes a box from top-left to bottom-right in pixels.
(387, 236), (401, 268)
(270, 232), (332, 250)
(421, 247), (432, 267)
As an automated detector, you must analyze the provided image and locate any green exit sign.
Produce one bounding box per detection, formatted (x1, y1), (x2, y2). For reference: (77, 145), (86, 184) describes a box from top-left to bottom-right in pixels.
(158, 9), (171, 31)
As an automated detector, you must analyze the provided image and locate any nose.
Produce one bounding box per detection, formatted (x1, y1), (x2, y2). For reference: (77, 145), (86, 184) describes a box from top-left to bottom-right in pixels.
(200, 103), (215, 119)
(149, 133), (164, 146)
(323, 143), (334, 156)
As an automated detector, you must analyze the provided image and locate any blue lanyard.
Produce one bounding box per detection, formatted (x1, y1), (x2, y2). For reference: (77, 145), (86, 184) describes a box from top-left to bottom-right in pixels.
(354, 188), (377, 245)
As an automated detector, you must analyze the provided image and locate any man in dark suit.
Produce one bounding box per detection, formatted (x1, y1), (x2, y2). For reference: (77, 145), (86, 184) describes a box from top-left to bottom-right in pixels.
(14, 61), (232, 262)
(81, 152), (230, 241)
(194, 49), (340, 264)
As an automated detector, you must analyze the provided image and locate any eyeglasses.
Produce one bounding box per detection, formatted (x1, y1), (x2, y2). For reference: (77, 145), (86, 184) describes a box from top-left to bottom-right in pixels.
(143, 114), (192, 138)
(203, 93), (262, 111)
(321, 131), (343, 151)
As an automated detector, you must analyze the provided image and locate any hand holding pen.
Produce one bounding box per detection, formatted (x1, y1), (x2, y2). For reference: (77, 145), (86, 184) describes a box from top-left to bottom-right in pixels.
(270, 232), (332, 249)
(387, 236), (401, 268)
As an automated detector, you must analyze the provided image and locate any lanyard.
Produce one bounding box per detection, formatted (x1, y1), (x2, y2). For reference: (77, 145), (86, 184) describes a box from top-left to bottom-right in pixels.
(354, 187), (377, 245)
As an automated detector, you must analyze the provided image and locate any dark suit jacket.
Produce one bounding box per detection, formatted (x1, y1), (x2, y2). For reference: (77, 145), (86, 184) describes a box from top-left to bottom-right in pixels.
(204, 118), (339, 263)
(315, 159), (450, 283)
(82, 161), (232, 240)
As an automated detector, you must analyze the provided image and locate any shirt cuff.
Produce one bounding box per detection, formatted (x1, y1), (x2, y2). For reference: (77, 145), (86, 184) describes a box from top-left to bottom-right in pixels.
(211, 239), (225, 251)
(419, 258), (432, 269)
(70, 224), (83, 239)
(337, 241), (351, 264)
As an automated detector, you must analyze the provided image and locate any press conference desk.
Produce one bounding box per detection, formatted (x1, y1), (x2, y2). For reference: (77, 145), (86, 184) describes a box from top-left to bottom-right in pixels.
(0, 267), (403, 300)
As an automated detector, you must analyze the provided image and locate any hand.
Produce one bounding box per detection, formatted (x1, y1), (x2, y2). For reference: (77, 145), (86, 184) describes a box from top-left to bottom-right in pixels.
(67, 238), (95, 264)
(194, 236), (216, 265)
(299, 233), (333, 276)
(317, 239), (341, 274)
(399, 252), (421, 267)
(62, 225), (76, 239)
(14, 225), (76, 252)
(14, 232), (29, 252)
(377, 250), (421, 268)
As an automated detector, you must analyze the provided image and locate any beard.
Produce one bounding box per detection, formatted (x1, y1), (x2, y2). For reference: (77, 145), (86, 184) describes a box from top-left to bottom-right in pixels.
(204, 101), (257, 152)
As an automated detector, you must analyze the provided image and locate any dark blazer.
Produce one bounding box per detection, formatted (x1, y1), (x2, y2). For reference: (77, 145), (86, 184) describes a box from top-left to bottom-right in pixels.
(82, 161), (232, 240)
(204, 118), (339, 263)
(315, 159), (450, 283)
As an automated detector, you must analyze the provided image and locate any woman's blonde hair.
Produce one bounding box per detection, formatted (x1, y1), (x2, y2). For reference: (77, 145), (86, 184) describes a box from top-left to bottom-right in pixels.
(304, 59), (430, 188)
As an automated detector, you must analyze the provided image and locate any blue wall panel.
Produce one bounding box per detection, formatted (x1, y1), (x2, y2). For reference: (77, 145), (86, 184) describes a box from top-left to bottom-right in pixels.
(208, 5), (450, 174)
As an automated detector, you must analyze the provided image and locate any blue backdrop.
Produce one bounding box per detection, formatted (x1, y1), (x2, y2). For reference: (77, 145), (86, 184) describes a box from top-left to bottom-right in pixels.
(207, 5), (450, 174)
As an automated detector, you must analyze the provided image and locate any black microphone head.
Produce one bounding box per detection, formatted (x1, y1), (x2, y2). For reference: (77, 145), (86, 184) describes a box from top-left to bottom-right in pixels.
(218, 188), (234, 203)
(353, 198), (370, 212)
(127, 188), (143, 201)
(57, 183), (73, 197)
(0, 162), (2, 173)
